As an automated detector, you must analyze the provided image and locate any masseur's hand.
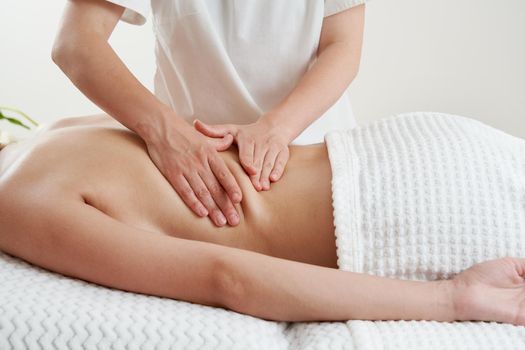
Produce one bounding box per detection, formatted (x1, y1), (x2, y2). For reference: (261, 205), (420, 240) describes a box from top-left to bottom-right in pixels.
(452, 257), (525, 325)
(194, 119), (291, 191)
(144, 119), (242, 227)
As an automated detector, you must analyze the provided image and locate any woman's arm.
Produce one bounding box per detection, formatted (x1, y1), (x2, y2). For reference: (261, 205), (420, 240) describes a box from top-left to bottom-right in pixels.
(1, 190), (523, 324)
(0, 190), (450, 321)
(0, 192), (230, 308)
(51, 0), (243, 227)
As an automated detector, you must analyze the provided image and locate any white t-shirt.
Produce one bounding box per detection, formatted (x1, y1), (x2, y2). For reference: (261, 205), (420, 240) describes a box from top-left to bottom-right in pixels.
(107, 0), (367, 144)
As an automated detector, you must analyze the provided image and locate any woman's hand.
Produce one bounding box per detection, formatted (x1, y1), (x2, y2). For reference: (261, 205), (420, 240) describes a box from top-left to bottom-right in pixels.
(194, 119), (292, 191)
(452, 257), (525, 325)
(144, 120), (242, 227)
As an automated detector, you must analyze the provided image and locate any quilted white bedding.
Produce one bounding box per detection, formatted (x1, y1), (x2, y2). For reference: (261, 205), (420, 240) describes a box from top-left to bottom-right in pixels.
(0, 251), (289, 349)
(3, 250), (525, 349)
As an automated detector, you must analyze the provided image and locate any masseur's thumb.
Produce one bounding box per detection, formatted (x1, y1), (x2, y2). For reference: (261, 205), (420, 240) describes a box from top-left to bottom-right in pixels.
(209, 133), (234, 151)
(194, 119), (232, 138)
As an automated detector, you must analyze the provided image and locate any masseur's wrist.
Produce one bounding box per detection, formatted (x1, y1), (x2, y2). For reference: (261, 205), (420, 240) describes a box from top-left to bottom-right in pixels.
(135, 107), (188, 147)
(259, 111), (299, 144)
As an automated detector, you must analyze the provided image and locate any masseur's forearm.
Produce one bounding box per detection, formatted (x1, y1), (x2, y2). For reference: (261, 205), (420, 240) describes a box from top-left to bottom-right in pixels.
(262, 6), (365, 141)
(225, 249), (456, 323)
(265, 41), (361, 141)
(52, 35), (178, 140)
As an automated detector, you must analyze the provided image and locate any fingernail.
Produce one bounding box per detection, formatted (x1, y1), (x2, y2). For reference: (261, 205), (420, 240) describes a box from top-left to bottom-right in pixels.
(232, 192), (241, 202)
(271, 173), (278, 181)
(262, 180), (269, 190)
(229, 213), (239, 225)
(199, 207), (208, 217)
(217, 213), (227, 226)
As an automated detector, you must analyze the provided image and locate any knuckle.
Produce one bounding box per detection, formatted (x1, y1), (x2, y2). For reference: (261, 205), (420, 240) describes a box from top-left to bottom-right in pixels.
(181, 186), (194, 197)
(225, 182), (240, 193)
(209, 182), (223, 194)
(197, 188), (209, 199)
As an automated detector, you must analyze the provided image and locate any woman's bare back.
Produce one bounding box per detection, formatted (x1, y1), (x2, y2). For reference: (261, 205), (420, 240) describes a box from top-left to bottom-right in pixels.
(0, 115), (338, 268)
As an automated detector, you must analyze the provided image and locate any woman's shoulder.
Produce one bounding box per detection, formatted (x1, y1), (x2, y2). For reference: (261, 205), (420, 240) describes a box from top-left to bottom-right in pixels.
(0, 116), (130, 200)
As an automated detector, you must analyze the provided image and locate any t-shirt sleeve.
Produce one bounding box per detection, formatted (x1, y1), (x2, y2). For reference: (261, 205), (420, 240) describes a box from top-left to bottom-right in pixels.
(104, 0), (150, 25)
(324, 0), (369, 17)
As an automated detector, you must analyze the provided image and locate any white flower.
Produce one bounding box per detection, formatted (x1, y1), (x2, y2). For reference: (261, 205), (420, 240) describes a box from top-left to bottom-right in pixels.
(0, 129), (13, 145)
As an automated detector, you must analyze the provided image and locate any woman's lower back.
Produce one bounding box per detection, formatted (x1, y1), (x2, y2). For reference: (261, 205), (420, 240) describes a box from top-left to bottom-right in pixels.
(0, 116), (339, 268)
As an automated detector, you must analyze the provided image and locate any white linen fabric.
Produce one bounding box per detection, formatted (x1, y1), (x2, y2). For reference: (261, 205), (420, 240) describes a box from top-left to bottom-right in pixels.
(0, 251), (290, 350)
(104, 0), (368, 144)
(325, 112), (525, 278)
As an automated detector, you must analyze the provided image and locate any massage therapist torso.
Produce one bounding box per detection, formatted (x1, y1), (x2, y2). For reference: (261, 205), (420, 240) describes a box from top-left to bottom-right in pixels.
(0, 115), (338, 269)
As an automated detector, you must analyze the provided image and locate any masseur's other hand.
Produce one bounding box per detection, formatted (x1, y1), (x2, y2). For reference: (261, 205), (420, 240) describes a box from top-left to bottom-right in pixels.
(144, 120), (242, 227)
(452, 257), (525, 325)
(194, 119), (291, 191)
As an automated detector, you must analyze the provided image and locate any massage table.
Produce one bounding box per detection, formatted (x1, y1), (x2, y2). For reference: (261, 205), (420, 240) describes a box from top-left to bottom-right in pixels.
(2, 250), (525, 349)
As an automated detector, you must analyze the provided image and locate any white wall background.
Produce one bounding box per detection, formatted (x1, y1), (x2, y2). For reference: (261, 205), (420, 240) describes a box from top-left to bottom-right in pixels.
(1, 0), (524, 138)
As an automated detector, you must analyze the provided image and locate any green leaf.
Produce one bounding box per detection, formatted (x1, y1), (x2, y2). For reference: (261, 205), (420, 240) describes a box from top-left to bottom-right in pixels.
(0, 106), (39, 128)
(0, 113), (31, 129)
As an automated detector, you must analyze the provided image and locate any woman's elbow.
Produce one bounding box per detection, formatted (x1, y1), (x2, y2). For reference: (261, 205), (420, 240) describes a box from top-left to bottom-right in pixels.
(211, 254), (249, 312)
(211, 251), (285, 321)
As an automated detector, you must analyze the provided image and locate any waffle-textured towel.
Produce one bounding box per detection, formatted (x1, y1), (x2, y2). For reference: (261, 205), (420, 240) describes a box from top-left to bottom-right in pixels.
(325, 112), (525, 278)
(321, 112), (525, 349)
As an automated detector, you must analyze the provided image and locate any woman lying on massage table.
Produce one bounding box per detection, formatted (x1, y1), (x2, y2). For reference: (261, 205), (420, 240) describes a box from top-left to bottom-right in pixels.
(0, 112), (524, 325)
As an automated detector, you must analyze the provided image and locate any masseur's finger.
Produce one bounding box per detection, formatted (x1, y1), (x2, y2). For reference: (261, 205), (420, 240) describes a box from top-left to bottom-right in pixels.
(208, 153), (242, 204)
(193, 119), (233, 138)
(259, 146), (280, 191)
(208, 133), (234, 151)
(250, 143), (268, 191)
(173, 175), (208, 218)
(200, 161), (239, 226)
(270, 148), (289, 182)
(185, 172), (226, 227)
(239, 139), (257, 175)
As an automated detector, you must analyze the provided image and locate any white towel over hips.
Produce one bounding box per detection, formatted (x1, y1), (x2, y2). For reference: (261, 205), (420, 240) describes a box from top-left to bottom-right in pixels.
(325, 112), (525, 280)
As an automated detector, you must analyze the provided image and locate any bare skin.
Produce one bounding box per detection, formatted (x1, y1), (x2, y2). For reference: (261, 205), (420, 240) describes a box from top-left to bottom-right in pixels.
(0, 114), (337, 267)
(1, 114), (524, 325)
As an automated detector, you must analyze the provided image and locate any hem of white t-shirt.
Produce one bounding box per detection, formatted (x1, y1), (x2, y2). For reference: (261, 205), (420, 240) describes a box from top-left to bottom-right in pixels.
(324, 0), (368, 17)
